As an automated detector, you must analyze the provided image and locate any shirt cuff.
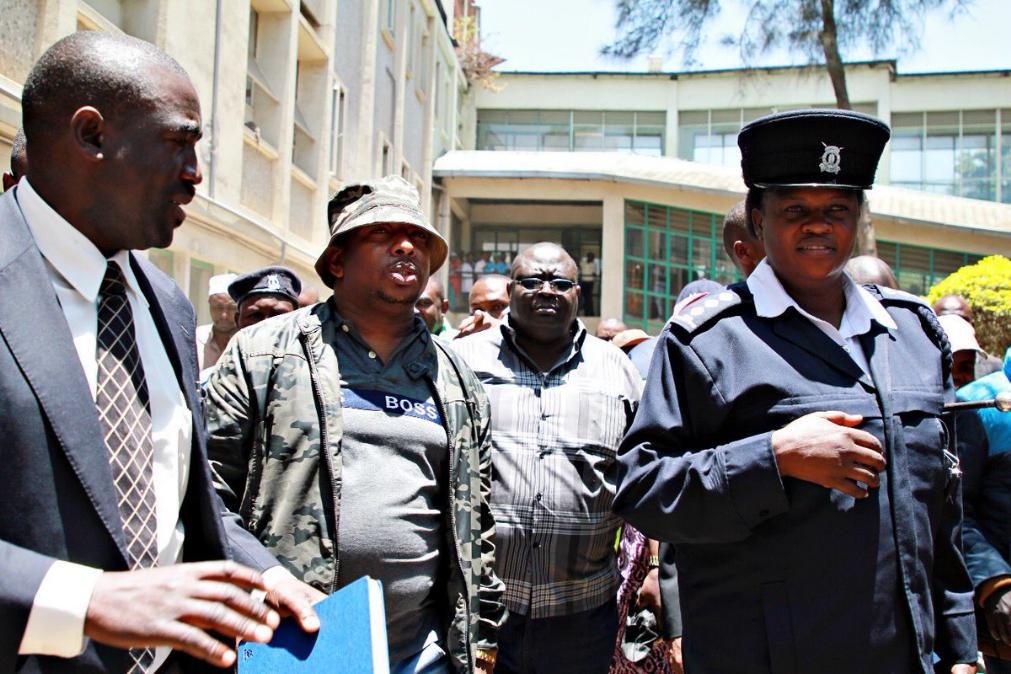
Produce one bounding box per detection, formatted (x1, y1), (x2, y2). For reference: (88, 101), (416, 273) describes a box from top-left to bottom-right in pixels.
(19, 561), (103, 657)
(977, 575), (1011, 607)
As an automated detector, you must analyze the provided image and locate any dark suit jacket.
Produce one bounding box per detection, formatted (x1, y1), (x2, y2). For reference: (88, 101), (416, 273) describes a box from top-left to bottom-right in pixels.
(0, 188), (277, 673)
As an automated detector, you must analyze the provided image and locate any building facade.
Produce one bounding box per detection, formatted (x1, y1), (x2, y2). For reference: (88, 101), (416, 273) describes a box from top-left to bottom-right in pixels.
(1, 5), (1009, 331)
(0, 0), (467, 323)
(438, 62), (1011, 330)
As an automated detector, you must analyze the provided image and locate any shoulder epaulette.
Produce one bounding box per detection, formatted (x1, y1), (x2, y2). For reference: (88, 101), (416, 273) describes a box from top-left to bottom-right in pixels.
(862, 283), (952, 383)
(867, 284), (928, 308)
(669, 289), (743, 333)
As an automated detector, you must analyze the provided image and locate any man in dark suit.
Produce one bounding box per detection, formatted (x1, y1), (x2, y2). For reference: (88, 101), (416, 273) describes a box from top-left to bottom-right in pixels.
(0, 31), (319, 673)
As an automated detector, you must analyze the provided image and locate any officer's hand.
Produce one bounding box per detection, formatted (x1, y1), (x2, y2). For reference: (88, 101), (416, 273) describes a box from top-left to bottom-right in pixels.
(949, 665), (976, 674)
(84, 561), (282, 668)
(455, 310), (499, 339)
(984, 585), (1011, 646)
(771, 411), (885, 498)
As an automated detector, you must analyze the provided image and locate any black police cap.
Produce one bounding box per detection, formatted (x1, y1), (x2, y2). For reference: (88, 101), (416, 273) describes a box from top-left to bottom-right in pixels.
(228, 266), (302, 307)
(738, 109), (890, 190)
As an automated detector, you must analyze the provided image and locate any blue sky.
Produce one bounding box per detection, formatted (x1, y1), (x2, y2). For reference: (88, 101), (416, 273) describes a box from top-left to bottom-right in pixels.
(479, 0), (1010, 74)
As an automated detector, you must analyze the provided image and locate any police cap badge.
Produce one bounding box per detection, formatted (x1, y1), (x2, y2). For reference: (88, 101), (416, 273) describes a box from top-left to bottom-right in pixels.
(228, 265), (302, 307)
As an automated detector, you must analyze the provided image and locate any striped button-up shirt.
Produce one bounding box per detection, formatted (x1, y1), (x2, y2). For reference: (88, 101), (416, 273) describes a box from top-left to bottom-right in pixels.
(452, 320), (642, 618)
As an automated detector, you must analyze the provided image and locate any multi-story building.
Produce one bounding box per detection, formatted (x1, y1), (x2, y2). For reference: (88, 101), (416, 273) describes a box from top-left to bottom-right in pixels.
(437, 62), (1011, 330)
(0, 0), (466, 324)
(2, 4), (1009, 332)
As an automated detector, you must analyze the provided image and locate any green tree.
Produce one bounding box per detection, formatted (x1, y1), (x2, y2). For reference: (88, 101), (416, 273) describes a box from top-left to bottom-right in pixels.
(927, 255), (1011, 355)
(602, 0), (969, 109)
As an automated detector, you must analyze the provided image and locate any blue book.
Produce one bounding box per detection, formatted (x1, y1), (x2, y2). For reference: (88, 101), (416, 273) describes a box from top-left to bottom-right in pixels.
(237, 576), (389, 674)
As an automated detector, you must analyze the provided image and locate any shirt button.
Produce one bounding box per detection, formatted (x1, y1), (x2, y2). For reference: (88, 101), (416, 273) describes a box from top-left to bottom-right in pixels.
(532, 542), (541, 549)
(341, 324), (350, 333)
(535, 493), (542, 502)
(368, 350), (377, 359)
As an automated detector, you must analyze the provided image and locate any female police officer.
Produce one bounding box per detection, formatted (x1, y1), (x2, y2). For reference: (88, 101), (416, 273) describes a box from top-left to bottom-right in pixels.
(613, 109), (976, 673)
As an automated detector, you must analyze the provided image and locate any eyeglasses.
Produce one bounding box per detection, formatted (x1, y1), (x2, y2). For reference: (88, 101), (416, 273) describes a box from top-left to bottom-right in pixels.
(516, 277), (577, 292)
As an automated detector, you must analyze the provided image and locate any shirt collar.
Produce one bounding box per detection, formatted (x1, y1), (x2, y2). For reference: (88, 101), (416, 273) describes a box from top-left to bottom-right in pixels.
(329, 300), (434, 375)
(746, 258), (896, 336)
(500, 316), (588, 373)
(17, 178), (146, 306)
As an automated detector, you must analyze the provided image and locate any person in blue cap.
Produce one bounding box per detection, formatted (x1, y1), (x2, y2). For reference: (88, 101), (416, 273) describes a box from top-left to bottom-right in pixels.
(614, 109), (977, 673)
(228, 265), (302, 329)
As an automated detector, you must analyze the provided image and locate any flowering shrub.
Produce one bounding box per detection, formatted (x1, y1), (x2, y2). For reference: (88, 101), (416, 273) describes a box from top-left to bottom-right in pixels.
(927, 255), (1011, 355)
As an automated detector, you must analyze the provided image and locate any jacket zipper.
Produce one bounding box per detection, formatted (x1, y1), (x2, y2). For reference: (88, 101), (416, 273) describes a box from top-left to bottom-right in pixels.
(303, 332), (341, 594)
(428, 374), (472, 669)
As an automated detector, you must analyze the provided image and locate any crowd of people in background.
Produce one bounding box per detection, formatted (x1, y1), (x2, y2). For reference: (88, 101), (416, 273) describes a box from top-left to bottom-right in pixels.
(3, 30), (1011, 674)
(447, 248), (600, 317)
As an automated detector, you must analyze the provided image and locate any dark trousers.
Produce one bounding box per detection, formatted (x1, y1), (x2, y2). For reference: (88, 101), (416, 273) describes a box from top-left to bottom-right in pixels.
(496, 599), (618, 674)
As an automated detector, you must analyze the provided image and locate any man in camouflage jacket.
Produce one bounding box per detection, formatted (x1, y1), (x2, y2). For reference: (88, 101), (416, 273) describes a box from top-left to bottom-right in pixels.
(204, 176), (505, 673)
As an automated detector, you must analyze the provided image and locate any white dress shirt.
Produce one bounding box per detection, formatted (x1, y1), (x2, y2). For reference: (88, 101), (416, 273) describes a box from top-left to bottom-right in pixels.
(16, 178), (191, 667)
(746, 258), (897, 374)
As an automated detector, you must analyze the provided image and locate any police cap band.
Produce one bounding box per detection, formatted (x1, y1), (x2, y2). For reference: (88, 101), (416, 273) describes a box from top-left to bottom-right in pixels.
(738, 109), (890, 190)
(228, 265), (302, 307)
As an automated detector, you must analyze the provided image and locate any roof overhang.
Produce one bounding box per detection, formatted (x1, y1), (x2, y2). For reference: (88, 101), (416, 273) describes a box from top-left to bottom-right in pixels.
(434, 150), (1011, 240)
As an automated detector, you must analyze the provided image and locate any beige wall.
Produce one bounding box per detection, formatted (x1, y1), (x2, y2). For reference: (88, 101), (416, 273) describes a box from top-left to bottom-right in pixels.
(472, 63), (1011, 189)
(441, 174), (1011, 319)
(0, 0), (465, 318)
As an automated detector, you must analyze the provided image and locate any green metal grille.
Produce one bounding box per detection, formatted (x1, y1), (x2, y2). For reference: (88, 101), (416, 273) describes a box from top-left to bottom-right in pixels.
(622, 199), (985, 330)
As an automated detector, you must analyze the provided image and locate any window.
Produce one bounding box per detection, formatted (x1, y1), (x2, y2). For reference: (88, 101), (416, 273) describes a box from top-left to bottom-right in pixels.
(476, 110), (666, 155)
(678, 105), (877, 168)
(1002, 109), (1011, 204)
(889, 109), (1003, 202)
(623, 201), (745, 333)
(416, 18), (431, 93)
(381, 140), (392, 176)
(382, 0), (396, 34)
(877, 240), (982, 296)
(292, 61), (318, 176)
(188, 259), (215, 326)
(405, 4), (415, 79)
(245, 8), (281, 148)
(329, 84), (347, 177)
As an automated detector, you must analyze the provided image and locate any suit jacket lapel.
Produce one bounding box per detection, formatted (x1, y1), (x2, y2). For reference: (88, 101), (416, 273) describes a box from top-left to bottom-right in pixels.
(130, 255), (229, 562)
(772, 308), (875, 389)
(0, 190), (128, 561)
(129, 254), (199, 414)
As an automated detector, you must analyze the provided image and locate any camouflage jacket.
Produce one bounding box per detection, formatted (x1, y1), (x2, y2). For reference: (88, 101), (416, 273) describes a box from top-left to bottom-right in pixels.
(204, 301), (506, 672)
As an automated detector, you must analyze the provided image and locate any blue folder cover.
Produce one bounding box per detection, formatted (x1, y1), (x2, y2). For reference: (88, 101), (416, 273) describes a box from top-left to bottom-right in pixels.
(237, 576), (389, 674)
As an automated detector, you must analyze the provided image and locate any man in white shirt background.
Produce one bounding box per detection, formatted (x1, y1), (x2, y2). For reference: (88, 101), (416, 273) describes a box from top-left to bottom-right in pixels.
(0, 30), (320, 674)
(194, 273), (237, 371)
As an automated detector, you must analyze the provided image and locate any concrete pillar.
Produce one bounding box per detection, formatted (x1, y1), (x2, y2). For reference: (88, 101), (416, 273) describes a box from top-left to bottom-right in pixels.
(600, 190), (625, 319)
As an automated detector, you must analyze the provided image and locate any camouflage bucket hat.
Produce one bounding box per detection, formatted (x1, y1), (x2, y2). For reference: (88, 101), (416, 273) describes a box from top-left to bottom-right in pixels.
(315, 175), (449, 287)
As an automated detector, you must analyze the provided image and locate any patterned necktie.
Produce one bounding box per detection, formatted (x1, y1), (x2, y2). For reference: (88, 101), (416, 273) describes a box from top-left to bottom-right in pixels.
(95, 261), (157, 673)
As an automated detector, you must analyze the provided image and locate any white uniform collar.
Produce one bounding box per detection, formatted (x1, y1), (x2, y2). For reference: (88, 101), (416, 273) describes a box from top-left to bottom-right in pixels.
(746, 258), (897, 338)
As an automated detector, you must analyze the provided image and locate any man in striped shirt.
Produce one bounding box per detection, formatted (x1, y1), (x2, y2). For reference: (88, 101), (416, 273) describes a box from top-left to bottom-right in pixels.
(453, 243), (643, 674)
